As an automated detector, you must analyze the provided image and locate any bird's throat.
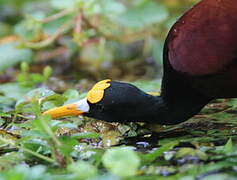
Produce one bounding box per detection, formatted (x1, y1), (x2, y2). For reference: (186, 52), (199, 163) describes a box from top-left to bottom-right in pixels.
(140, 93), (209, 125)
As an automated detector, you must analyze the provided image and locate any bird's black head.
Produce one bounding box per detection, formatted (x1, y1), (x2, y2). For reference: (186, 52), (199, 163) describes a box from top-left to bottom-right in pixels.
(43, 79), (162, 123)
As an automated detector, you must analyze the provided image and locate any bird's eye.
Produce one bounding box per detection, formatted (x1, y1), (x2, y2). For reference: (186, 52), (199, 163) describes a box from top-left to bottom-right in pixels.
(96, 104), (105, 112)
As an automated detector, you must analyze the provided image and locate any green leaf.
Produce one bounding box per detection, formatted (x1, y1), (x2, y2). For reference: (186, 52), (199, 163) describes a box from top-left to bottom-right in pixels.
(0, 22), (11, 37)
(63, 89), (80, 100)
(43, 15), (73, 35)
(71, 132), (101, 139)
(2, 165), (49, 180)
(43, 66), (52, 82)
(201, 174), (237, 180)
(21, 130), (49, 139)
(102, 147), (140, 177)
(31, 115), (51, 133)
(0, 43), (32, 72)
(175, 148), (208, 161)
(21, 138), (50, 158)
(140, 141), (178, 164)
(223, 138), (233, 154)
(14, 18), (43, 41)
(0, 96), (15, 111)
(0, 83), (31, 100)
(16, 88), (66, 112)
(0, 112), (11, 117)
(50, 0), (78, 9)
(116, 1), (168, 28)
(99, 0), (125, 17)
(58, 136), (78, 156)
(68, 161), (98, 180)
(0, 152), (23, 171)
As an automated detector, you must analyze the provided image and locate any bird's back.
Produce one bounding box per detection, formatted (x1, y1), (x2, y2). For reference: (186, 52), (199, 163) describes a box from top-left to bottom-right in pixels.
(165, 0), (237, 98)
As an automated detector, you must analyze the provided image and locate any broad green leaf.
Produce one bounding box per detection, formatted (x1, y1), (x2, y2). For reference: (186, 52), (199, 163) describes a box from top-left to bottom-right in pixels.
(63, 89), (80, 100)
(116, 2), (168, 28)
(21, 130), (49, 139)
(50, 0), (78, 9)
(99, 0), (125, 17)
(0, 83), (31, 100)
(0, 43), (32, 72)
(16, 88), (66, 112)
(43, 15), (73, 35)
(102, 147), (140, 177)
(14, 18), (42, 41)
(31, 115), (51, 133)
(68, 161), (98, 180)
(22, 139), (50, 158)
(2, 165), (49, 180)
(58, 136), (78, 156)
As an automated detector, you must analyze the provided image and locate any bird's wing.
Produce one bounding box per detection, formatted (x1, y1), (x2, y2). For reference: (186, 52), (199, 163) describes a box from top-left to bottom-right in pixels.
(166, 0), (237, 76)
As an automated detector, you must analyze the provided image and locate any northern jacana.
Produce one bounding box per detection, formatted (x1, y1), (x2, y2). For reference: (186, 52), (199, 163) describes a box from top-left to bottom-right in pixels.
(44, 0), (237, 125)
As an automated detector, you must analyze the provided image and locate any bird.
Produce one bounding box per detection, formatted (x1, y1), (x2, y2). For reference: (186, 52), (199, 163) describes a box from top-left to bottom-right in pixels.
(43, 0), (237, 125)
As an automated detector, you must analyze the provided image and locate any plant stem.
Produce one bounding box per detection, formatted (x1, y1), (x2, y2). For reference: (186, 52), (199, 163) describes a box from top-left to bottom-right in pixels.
(22, 20), (73, 49)
(38, 9), (76, 23)
(0, 136), (55, 164)
(39, 116), (61, 147)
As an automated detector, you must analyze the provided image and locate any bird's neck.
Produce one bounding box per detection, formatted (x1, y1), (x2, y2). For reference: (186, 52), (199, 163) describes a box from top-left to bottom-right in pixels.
(149, 92), (211, 125)
(145, 74), (212, 125)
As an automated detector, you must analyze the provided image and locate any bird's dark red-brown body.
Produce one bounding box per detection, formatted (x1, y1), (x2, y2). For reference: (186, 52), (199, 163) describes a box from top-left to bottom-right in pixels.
(44, 0), (237, 125)
(165, 0), (237, 98)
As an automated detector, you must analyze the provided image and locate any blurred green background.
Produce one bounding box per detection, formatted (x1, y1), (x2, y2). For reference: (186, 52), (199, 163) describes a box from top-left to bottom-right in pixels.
(2, 1), (237, 180)
(0, 0), (198, 87)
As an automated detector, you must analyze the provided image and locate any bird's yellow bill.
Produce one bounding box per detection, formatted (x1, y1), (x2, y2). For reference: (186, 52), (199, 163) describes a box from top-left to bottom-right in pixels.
(43, 104), (84, 119)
